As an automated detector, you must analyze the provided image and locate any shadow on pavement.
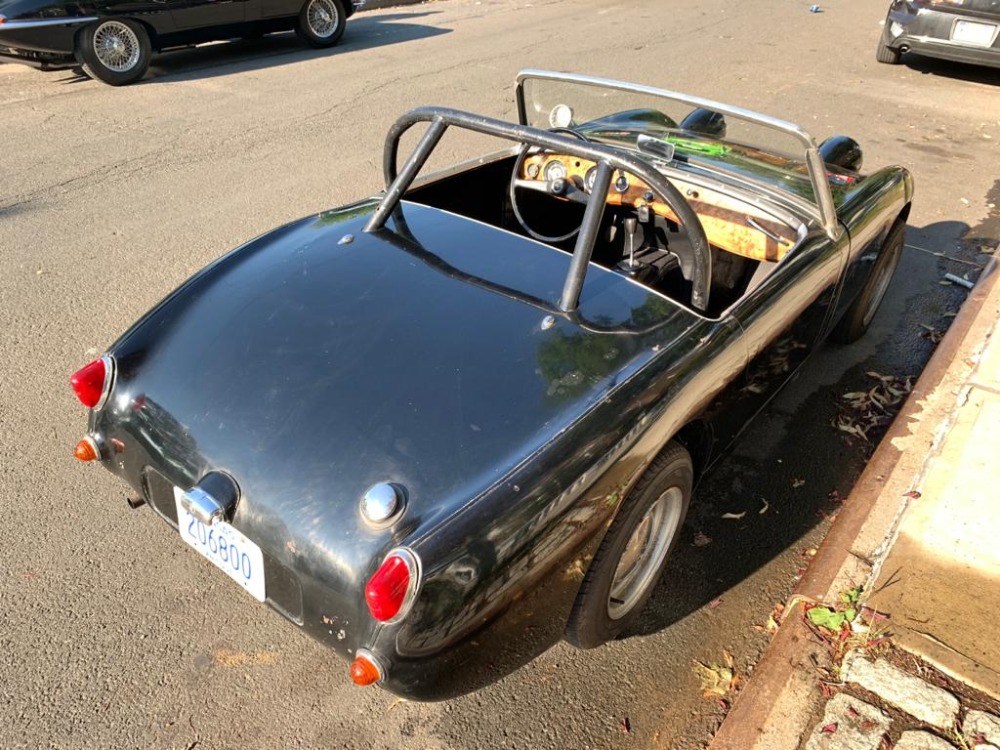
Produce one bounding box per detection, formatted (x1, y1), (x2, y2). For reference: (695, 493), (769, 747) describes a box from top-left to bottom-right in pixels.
(50, 10), (448, 86)
(625, 217), (986, 640)
(899, 53), (1000, 86)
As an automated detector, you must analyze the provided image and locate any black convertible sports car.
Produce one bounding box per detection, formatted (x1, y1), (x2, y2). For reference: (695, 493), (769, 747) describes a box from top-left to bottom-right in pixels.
(877, 0), (1000, 69)
(70, 72), (913, 700)
(0, 0), (362, 84)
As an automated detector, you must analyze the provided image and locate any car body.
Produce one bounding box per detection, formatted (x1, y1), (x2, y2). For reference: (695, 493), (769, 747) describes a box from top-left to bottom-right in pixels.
(877, 0), (1000, 68)
(70, 71), (913, 701)
(0, 0), (362, 84)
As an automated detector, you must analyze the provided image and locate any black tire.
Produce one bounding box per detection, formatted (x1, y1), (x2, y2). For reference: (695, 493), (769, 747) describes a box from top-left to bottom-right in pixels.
(832, 220), (905, 344)
(565, 441), (693, 649)
(295, 0), (347, 48)
(76, 19), (151, 86)
(876, 33), (901, 65)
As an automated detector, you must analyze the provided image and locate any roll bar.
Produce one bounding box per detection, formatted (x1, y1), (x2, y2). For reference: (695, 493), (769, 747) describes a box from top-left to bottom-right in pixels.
(364, 106), (711, 313)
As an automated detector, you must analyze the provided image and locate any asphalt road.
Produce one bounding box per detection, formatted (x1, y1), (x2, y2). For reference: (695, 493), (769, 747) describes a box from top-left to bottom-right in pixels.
(1, 1), (998, 748)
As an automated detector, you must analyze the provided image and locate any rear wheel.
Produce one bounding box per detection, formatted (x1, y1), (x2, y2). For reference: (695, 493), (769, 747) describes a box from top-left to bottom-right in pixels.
(565, 441), (692, 648)
(876, 32), (901, 64)
(832, 220), (905, 344)
(76, 19), (151, 86)
(295, 0), (347, 48)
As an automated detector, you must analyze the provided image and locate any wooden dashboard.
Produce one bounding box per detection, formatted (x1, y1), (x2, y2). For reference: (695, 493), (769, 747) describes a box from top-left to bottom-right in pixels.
(520, 154), (797, 262)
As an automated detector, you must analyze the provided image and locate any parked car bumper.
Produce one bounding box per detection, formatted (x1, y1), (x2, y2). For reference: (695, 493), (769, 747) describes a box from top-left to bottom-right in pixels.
(883, 0), (1000, 68)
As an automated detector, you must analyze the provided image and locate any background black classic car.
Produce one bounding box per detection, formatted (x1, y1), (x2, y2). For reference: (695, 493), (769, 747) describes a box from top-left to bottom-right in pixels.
(877, 0), (1000, 68)
(0, 0), (361, 84)
(69, 72), (913, 700)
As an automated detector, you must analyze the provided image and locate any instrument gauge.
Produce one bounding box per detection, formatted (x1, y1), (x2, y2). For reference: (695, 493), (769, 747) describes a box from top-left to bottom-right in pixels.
(614, 174), (630, 193)
(548, 104), (574, 129)
(543, 160), (567, 182)
(584, 167), (598, 192)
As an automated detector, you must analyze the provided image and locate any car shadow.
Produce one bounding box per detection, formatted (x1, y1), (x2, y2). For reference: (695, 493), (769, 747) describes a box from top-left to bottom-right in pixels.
(623, 216), (987, 640)
(51, 10), (449, 86)
(899, 53), (1000, 86)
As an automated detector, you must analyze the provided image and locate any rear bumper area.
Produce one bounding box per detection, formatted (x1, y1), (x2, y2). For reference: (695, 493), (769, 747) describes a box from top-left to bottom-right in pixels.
(0, 17), (94, 56)
(884, 1), (1000, 68)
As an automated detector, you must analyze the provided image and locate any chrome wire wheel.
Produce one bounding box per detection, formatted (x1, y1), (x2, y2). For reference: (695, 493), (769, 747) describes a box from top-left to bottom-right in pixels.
(607, 486), (684, 620)
(306, 0), (340, 38)
(92, 21), (141, 73)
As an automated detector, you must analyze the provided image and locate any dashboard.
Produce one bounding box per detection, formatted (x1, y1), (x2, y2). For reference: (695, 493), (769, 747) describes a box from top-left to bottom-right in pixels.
(519, 153), (798, 262)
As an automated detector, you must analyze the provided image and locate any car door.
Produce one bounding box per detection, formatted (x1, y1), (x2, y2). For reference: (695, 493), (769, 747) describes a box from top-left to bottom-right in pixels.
(167, 0), (248, 31)
(701, 229), (849, 457)
(260, 0), (301, 20)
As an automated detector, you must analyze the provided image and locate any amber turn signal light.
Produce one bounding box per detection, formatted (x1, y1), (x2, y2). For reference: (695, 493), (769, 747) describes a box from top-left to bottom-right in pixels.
(349, 652), (383, 686)
(74, 437), (99, 462)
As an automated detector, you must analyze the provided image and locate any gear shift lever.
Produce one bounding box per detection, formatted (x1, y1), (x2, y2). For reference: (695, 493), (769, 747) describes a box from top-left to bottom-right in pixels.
(624, 216), (637, 268)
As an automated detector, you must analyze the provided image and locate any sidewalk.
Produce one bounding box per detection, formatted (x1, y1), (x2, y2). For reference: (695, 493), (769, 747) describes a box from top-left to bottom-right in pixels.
(711, 252), (1000, 750)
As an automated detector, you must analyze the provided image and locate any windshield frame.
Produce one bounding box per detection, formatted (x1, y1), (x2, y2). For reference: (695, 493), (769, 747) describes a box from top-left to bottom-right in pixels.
(514, 70), (840, 241)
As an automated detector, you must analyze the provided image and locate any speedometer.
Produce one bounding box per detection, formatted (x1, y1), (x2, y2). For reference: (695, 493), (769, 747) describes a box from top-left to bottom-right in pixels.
(543, 161), (567, 182)
(584, 167), (597, 192)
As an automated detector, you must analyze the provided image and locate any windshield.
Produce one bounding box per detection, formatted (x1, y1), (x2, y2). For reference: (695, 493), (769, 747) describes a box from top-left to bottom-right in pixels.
(517, 72), (837, 233)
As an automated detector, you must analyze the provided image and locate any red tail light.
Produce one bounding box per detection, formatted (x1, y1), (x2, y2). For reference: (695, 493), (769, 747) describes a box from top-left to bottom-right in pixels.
(364, 550), (419, 622)
(70, 356), (112, 409)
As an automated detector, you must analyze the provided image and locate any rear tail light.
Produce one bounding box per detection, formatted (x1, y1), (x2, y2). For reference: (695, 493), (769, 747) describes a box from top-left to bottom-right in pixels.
(349, 650), (385, 686)
(364, 549), (420, 622)
(70, 355), (113, 409)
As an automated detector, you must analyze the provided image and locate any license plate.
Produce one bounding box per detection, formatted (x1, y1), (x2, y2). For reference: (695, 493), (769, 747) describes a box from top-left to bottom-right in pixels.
(952, 20), (997, 47)
(174, 488), (266, 602)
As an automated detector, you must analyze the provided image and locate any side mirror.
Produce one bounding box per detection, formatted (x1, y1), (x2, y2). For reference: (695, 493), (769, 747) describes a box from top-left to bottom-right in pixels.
(818, 135), (863, 172)
(679, 108), (727, 139)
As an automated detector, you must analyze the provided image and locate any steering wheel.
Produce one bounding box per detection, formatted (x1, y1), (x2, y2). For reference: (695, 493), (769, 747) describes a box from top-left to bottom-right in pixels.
(509, 128), (593, 243)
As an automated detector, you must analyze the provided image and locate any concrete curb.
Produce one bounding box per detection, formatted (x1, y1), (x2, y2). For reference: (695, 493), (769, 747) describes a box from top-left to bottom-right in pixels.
(710, 255), (1000, 750)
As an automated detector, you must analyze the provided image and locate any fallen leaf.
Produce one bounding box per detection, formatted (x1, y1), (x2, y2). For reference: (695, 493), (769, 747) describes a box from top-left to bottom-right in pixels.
(708, 598), (723, 609)
(619, 717), (631, 734)
(806, 605), (850, 631)
(693, 531), (712, 547)
(792, 478), (805, 488)
(861, 606), (889, 623)
(903, 490), (921, 499)
(821, 723), (838, 734)
(693, 660), (738, 697)
(721, 511), (746, 520)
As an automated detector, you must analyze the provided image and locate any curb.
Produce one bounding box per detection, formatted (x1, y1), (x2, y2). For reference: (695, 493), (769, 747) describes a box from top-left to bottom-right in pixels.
(711, 255), (1000, 750)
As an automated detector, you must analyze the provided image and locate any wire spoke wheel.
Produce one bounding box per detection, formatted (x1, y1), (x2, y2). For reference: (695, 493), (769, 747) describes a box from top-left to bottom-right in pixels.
(306, 0), (340, 38)
(607, 486), (684, 620)
(93, 21), (141, 73)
